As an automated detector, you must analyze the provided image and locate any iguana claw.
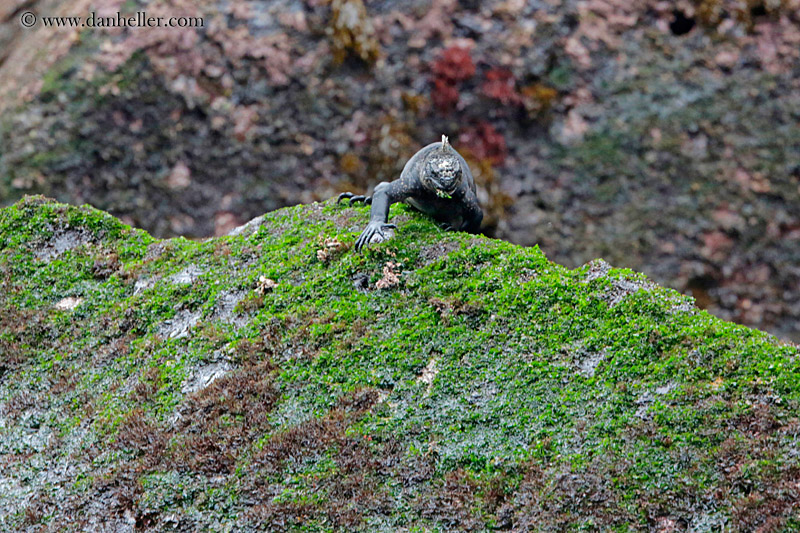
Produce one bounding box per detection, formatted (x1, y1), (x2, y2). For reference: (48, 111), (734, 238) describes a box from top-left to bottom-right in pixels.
(337, 192), (372, 206)
(355, 222), (397, 251)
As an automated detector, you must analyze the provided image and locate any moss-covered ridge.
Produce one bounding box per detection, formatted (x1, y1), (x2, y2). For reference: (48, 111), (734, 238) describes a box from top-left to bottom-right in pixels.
(1, 196), (798, 531)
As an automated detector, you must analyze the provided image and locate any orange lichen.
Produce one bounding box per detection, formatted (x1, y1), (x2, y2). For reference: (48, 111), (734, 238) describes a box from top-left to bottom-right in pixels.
(520, 83), (559, 116)
(329, 0), (380, 65)
(339, 152), (364, 175)
(696, 0), (795, 29)
(401, 91), (429, 114)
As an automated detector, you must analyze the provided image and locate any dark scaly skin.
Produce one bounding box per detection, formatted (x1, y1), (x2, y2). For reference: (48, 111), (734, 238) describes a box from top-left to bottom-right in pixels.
(338, 138), (483, 251)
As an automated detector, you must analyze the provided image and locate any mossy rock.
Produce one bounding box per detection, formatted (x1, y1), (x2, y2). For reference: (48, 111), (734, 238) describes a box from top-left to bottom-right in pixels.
(1, 196), (798, 531)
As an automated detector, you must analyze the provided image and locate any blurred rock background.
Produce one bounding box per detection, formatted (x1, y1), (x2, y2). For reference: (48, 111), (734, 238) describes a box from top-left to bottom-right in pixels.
(1, 0), (799, 340)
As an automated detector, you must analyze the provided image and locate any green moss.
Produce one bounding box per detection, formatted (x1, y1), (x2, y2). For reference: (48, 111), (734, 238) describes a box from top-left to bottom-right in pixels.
(0, 196), (797, 530)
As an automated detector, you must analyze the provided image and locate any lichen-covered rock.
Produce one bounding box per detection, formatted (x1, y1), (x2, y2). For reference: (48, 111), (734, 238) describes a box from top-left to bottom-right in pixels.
(329, 0), (380, 65)
(1, 197), (798, 531)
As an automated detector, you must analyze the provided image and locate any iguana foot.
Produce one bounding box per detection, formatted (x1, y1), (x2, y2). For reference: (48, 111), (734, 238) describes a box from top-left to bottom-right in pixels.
(439, 222), (455, 232)
(337, 192), (372, 206)
(355, 221), (397, 251)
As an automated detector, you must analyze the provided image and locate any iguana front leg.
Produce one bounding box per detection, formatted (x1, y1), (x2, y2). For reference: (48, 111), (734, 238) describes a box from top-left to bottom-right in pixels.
(459, 189), (483, 233)
(442, 184), (482, 233)
(353, 181), (406, 251)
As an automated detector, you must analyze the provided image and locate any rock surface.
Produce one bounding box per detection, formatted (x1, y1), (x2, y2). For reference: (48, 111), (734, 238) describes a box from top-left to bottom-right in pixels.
(1, 196), (799, 531)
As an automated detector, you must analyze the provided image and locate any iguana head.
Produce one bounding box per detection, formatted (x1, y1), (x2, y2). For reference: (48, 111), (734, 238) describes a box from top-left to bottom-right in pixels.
(421, 135), (463, 199)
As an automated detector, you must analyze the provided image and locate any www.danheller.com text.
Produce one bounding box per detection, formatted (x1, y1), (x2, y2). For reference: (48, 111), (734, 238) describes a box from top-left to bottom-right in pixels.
(24, 11), (204, 29)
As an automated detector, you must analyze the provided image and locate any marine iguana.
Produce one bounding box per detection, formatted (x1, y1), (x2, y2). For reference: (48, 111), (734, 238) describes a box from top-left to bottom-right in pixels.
(338, 135), (483, 251)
